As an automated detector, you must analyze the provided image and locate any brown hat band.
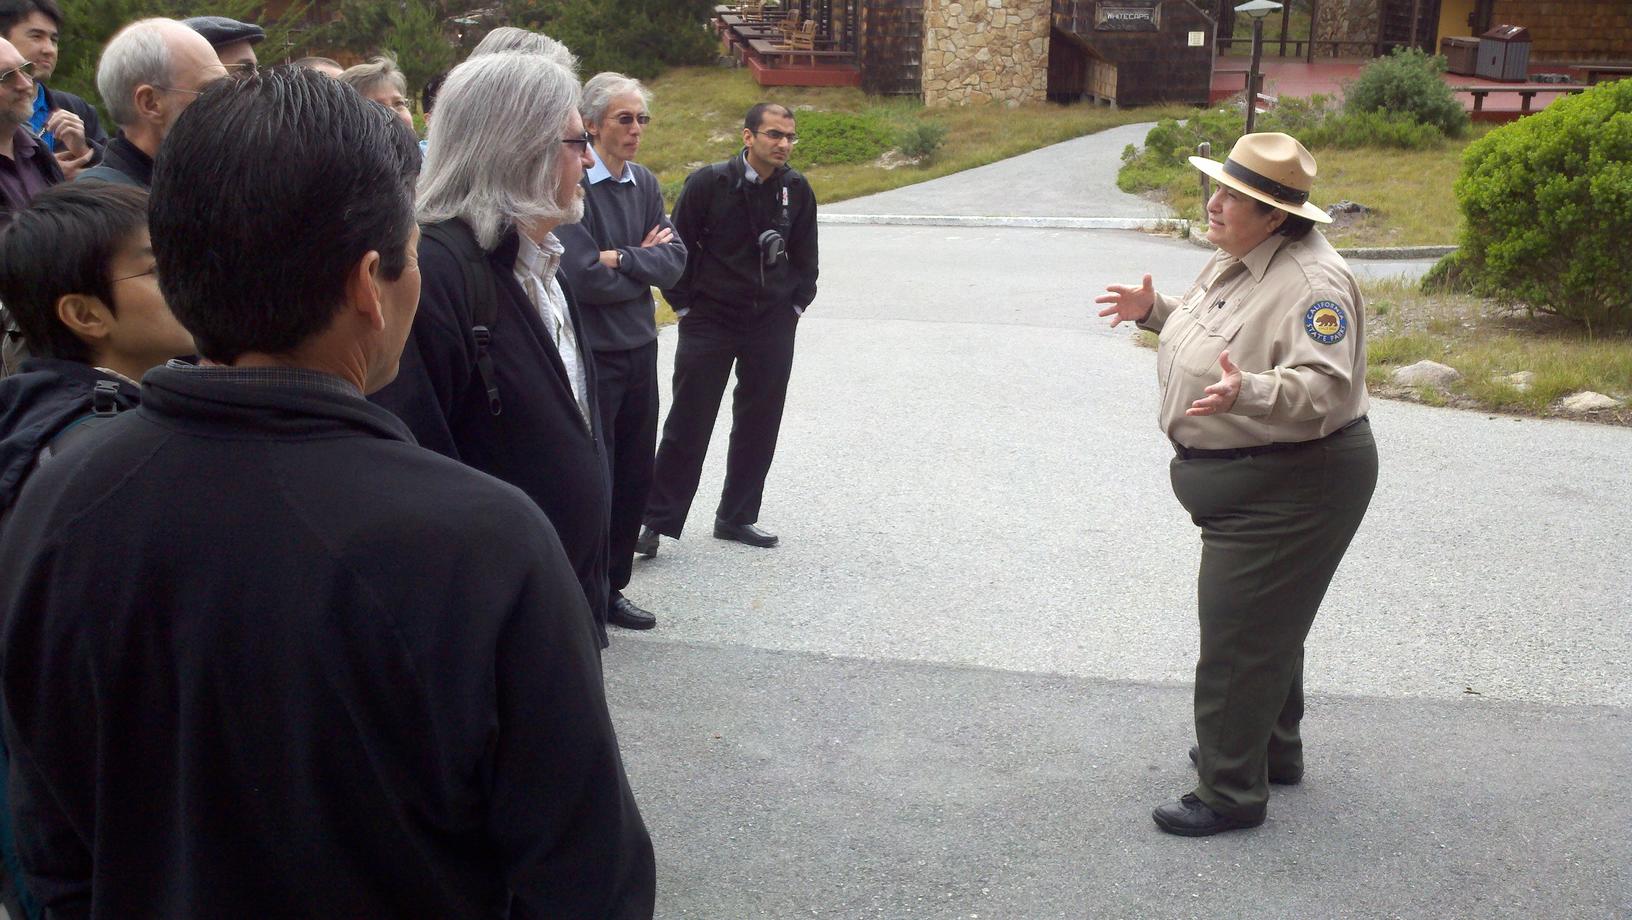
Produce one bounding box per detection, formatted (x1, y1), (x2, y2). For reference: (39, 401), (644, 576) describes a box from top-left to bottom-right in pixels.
(1223, 158), (1309, 206)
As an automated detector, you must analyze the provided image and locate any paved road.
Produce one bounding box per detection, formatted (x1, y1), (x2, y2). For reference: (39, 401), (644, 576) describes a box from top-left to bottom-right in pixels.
(606, 224), (1631, 919)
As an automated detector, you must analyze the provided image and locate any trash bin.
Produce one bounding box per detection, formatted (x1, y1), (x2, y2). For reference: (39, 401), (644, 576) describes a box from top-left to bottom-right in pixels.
(1476, 25), (1531, 82)
(1440, 36), (1478, 76)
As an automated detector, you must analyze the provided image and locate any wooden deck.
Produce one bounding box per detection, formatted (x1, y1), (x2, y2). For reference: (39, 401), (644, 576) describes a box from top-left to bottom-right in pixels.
(1210, 58), (1607, 122)
(714, 9), (860, 88)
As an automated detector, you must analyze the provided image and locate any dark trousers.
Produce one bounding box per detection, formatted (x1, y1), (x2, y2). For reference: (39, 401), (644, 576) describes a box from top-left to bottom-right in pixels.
(594, 341), (659, 600)
(1169, 420), (1378, 820)
(645, 307), (799, 537)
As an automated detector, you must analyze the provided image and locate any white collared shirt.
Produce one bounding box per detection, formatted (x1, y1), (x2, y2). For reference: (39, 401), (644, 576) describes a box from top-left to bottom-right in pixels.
(513, 232), (591, 426)
(587, 145), (636, 186)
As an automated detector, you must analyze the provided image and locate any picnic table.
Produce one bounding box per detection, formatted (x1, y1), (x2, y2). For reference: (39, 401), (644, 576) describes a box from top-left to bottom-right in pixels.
(747, 37), (850, 68)
(1583, 64), (1632, 85)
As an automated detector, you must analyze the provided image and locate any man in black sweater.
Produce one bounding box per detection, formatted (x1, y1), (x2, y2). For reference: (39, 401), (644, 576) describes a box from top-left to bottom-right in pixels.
(0, 68), (654, 919)
(644, 102), (818, 553)
(558, 72), (686, 631)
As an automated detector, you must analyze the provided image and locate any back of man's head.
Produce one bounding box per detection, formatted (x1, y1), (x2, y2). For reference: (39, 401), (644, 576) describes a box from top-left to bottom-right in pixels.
(417, 51), (580, 250)
(150, 66), (419, 364)
(0, 183), (150, 364)
(470, 26), (577, 76)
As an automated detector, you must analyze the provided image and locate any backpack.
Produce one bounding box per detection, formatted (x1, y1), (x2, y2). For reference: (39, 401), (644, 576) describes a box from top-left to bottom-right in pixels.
(420, 220), (503, 417)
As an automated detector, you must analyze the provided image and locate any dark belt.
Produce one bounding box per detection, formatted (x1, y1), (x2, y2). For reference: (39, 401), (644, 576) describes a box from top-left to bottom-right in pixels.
(1173, 415), (1368, 461)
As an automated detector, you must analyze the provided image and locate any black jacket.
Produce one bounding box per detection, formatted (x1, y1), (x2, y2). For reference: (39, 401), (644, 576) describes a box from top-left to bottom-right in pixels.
(74, 133), (148, 188)
(0, 364), (655, 919)
(371, 225), (613, 646)
(0, 358), (139, 517)
(42, 85), (108, 158)
(662, 151), (818, 318)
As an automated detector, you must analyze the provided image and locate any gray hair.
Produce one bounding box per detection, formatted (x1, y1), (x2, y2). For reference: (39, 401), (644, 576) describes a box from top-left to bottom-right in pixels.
(338, 55), (407, 99)
(471, 27), (578, 77)
(580, 72), (650, 128)
(97, 18), (179, 127)
(417, 51), (581, 250)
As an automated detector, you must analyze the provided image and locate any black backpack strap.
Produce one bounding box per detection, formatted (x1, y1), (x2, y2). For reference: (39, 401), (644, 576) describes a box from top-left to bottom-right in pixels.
(0, 303), (27, 379)
(42, 382), (125, 460)
(420, 219), (503, 416)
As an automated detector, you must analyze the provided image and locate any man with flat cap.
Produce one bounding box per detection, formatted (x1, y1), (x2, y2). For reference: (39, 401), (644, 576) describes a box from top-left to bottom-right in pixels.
(182, 15), (261, 76)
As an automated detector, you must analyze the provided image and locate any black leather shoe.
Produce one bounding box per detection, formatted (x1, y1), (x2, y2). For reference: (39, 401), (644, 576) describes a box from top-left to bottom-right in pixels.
(712, 520), (778, 547)
(608, 596), (656, 630)
(634, 527), (659, 558)
(1189, 746), (1303, 785)
(1151, 793), (1264, 837)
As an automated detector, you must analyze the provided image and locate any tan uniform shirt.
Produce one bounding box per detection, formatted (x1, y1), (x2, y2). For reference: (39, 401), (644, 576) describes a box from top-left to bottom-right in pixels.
(1140, 231), (1369, 450)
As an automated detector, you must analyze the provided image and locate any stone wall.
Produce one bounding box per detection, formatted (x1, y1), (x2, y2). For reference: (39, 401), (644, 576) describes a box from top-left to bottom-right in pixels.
(1313, 0), (1379, 55)
(920, 0), (1050, 106)
(1492, 0), (1632, 62)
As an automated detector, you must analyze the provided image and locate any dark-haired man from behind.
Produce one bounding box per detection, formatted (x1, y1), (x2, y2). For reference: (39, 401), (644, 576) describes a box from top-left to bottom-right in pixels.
(0, 67), (653, 919)
(0, 0), (103, 179)
(642, 101), (817, 554)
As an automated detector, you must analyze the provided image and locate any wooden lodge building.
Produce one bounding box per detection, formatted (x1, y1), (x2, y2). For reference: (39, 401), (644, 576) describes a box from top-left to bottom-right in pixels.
(721, 0), (1629, 105)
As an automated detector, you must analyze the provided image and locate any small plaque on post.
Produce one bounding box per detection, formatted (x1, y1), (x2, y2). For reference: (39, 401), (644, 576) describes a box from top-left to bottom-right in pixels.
(1189, 30), (1206, 46)
(1094, 0), (1161, 31)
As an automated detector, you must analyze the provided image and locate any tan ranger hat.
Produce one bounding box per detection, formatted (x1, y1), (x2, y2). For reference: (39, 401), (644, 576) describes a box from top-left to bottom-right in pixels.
(1188, 132), (1333, 224)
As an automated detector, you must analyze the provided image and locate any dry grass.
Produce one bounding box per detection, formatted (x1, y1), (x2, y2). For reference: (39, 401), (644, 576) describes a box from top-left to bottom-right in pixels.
(640, 66), (1196, 206)
(1157, 139), (1477, 248)
(1363, 278), (1632, 424)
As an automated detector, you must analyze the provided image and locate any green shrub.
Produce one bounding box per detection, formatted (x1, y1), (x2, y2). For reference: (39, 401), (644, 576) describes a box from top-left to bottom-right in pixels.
(1344, 48), (1469, 138)
(789, 110), (894, 167)
(896, 121), (950, 161)
(502, 0), (717, 80)
(1453, 78), (1632, 332)
(1299, 110), (1443, 150)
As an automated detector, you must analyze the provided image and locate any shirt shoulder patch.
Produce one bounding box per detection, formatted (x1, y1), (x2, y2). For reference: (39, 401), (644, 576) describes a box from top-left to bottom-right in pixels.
(1304, 300), (1347, 345)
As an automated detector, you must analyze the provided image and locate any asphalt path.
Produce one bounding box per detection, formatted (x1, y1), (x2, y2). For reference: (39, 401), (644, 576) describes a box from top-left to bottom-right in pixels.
(605, 223), (1631, 919)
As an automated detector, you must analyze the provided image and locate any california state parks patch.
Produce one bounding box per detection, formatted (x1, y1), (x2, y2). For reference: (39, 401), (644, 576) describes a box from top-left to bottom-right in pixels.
(1304, 300), (1348, 345)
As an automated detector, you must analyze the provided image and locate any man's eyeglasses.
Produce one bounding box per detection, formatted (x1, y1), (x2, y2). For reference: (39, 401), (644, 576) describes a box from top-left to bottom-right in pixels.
(111, 265), (158, 284)
(752, 129), (798, 145)
(560, 132), (591, 151)
(155, 84), (207, 97)
(612, 113), (651, 126)
(0, 60), (35, 88)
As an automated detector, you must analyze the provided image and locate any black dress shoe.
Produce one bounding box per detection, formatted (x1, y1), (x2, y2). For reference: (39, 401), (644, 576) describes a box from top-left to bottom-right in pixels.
(1189, 746), (1303, 785)
(712, 520), (778, 547)
(634, 526), (659, 558)
(1151, 793), (1264, 837)
(608, 596), (656, 630)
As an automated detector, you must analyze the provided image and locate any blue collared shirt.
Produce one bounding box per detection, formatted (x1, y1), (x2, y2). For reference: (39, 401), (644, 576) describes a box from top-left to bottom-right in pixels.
(29, 82), (52, 150)
(586, 145), (635, 186)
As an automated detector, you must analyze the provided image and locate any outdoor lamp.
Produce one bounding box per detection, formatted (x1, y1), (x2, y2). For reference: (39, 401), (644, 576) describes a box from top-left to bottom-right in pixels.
(1235, 0), (1283, 133)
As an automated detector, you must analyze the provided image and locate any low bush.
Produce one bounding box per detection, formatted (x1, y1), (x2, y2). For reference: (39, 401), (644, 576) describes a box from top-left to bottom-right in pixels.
(790, 110), (895, 167)
(1300, 109), (1443, 150)
(1344, 48), (1469, 138)
(1420, 250), (1478, 294)
(1453, 78), (1632, 332)
(896, 121), (950, 161)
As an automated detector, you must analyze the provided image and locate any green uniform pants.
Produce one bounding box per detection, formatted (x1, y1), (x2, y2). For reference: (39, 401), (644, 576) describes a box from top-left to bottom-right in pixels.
(1169, 420), (1378, 820)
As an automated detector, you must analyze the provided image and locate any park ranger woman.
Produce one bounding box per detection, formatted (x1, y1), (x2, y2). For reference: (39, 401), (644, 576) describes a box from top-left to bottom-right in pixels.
(1096, 132), (1379, 837)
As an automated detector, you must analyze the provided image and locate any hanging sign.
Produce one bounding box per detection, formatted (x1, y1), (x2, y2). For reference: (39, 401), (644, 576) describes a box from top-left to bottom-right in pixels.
(1095, 0), (1161, 31)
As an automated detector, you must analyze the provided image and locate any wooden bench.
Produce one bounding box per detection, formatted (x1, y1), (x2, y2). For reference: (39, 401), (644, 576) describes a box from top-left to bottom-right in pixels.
(1583, 64), (1632, 85)
(1455, 85), (1585, 113)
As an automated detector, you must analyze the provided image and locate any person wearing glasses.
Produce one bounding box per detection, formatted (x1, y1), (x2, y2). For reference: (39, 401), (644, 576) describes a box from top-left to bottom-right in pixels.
(641, 102), (818, 555)
(371, 52), (621, 650)
(77, 18), (226, 188)
(0, 0), (106, 181)
(181, 15), (261, 78)
(0, 36), (59, 220)
(557, 72), (686, 633)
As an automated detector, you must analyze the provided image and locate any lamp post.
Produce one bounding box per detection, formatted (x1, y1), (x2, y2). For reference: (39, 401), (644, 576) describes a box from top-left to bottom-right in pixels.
(1236, 0), (1283, 133)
